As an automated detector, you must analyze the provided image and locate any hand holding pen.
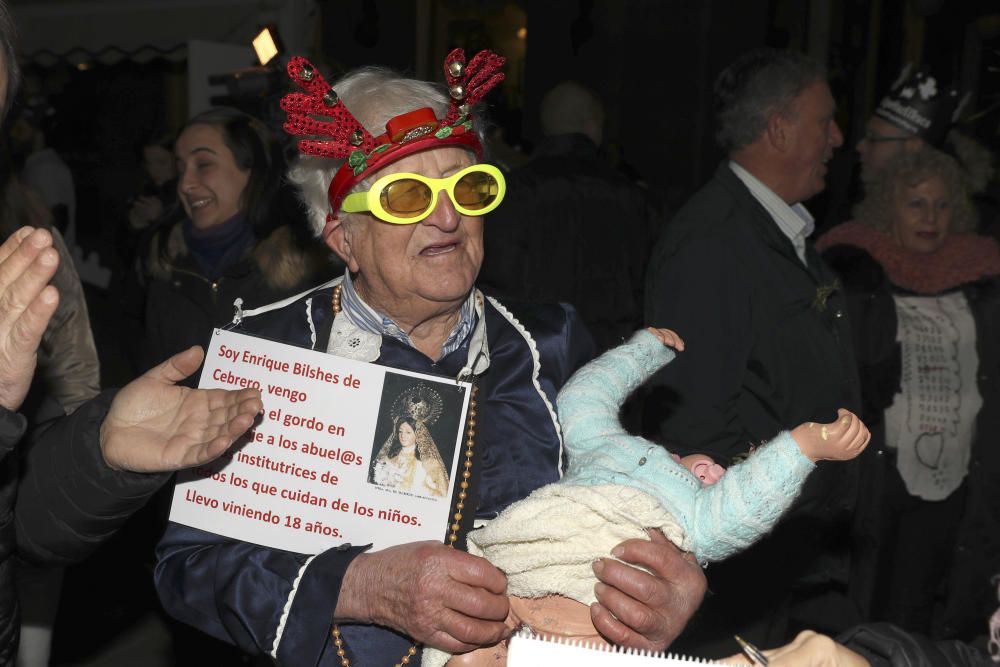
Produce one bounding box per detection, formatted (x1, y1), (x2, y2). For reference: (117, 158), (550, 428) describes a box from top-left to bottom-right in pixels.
(720, 630), (871, 666)
(735, 635), (769, 665)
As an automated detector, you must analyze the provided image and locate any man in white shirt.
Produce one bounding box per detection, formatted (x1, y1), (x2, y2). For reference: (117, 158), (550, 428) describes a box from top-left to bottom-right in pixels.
(644, 48), (862, 651)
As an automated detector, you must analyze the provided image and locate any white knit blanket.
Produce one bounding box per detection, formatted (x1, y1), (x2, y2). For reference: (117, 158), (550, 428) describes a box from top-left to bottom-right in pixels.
(468, 484), (689, 605)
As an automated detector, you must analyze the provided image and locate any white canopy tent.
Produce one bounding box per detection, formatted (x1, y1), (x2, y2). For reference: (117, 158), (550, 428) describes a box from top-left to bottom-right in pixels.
(11, 0), (316, 116)
(11, 0), (315, 67)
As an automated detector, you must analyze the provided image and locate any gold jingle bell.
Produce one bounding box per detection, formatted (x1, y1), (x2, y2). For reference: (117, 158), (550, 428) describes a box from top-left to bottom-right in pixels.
(448, 60), (464, 78)
(458, 103), (470, 116)
(322, 88), (338, 107)
(298, 64), (314, 81)
(449, 84), (465, 101)
(349, 129), (364, 146)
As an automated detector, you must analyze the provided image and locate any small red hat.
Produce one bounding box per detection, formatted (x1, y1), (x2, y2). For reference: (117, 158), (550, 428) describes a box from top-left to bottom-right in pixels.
(281, 48), (506, 232)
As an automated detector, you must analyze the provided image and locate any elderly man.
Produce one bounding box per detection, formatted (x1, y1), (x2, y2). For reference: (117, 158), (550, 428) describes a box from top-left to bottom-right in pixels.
(0, 4), (264, 663)
(855, 65), (961, 187)
(155, 51), (707, 666)
(644, 48), (861, 647)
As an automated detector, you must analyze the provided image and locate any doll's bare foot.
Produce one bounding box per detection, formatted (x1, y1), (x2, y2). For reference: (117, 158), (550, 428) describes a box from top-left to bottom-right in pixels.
(447, 641), (508, 666)
(645, 327), (685, 351)
(508, 595), (607, 642)
(791, 409), (871, 462)
(447, 596), (606, 666)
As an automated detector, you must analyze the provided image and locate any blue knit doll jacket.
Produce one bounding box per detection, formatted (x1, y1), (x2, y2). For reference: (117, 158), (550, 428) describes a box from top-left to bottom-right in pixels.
(557, 329), (815, 563)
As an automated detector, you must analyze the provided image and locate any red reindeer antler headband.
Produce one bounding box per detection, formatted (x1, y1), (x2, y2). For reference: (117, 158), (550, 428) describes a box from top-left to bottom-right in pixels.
(281, 49), (506, 226)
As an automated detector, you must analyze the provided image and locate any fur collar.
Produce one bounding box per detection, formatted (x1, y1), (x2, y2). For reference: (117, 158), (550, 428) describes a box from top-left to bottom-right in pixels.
(146, 222), (330, 290)
(817, 221), (1000, 294)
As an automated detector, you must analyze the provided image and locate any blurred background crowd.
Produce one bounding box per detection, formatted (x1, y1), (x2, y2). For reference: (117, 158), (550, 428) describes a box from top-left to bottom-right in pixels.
(3, 0), (1000, 665)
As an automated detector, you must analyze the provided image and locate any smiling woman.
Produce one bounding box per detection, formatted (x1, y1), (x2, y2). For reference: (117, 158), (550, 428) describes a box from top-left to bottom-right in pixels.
(818, 147), (1000, 639)
(134, 108), (335, 380)
(175, 123), (250, 231)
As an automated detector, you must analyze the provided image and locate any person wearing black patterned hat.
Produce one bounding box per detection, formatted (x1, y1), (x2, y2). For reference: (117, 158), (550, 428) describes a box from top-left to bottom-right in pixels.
(856, 64), (963, 186)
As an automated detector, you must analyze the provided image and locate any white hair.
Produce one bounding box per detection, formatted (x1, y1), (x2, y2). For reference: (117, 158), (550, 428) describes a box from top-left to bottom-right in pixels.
(287, 66), (485, 236)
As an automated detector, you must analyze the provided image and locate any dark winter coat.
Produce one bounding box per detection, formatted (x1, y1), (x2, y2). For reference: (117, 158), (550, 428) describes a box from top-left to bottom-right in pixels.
(139, 222), (336, 376)
(822, 242), (1000, 640)
(838, 623), (991, 666)
(155, 280), (594, 667)
(645, 162), (861, 495)
(643, 162), (862, 635)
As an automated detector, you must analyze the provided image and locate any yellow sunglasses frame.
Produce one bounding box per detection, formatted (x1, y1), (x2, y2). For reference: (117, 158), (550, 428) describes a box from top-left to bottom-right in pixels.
(340, 164), (506, 224)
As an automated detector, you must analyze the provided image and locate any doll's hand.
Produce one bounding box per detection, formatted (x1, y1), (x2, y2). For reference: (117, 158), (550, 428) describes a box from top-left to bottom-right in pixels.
(645, 327), (685, 352)
(791, 409), (871, 462)
(678, 454), (726, 485)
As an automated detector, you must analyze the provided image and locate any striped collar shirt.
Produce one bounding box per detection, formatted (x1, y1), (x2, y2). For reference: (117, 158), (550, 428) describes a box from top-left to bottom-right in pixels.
(729, 160), (814, 265)
(338, 269), (478, 358)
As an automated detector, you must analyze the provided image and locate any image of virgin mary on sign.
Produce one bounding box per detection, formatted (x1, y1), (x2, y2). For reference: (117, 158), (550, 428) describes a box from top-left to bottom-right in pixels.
(369, 381), (453, 498)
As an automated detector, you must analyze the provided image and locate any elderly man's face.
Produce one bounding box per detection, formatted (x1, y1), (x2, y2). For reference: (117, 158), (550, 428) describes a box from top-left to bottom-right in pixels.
(327, 146), (485, 315)
(856, 116), (922, 185)
(780, 81), (843, 204)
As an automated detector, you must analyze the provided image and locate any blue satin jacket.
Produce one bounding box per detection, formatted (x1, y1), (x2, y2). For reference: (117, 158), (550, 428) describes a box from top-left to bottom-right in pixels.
(154, 282), (593, 666)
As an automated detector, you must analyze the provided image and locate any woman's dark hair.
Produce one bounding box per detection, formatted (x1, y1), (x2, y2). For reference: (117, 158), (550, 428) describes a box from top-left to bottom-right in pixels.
(152, 107), (314, 264)
(137, 126), (174, 156)
(0, 0), (20, 121)
(149, 108), (314, 264)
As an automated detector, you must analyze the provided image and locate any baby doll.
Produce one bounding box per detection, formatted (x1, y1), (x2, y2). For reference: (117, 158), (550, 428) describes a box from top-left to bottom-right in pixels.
(424, 328), (870, 667)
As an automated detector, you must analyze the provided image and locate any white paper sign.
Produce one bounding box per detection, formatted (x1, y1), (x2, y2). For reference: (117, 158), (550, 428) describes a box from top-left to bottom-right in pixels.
(169, 328), (472, 554)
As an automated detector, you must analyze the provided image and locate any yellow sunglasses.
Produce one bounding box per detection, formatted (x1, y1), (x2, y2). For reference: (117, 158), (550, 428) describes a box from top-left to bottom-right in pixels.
(341, 164), (506, 224)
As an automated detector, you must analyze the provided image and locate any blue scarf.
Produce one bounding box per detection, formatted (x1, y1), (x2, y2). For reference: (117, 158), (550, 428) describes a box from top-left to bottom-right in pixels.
(181, 214), (255, 281)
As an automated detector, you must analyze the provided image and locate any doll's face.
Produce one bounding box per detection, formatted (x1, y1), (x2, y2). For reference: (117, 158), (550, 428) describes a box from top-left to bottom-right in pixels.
(679, 454), (726, 485)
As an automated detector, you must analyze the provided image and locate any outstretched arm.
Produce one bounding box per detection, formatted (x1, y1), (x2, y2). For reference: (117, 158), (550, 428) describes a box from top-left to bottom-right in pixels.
(16, 346), (262, 565)
(791, 409), (871, 463)
(686, 411), (869, 562)
(685, 430), (814, 562)
(100, 345), (263, 472)
(557, 328), (682, 472)
(556, 329), (707, 652)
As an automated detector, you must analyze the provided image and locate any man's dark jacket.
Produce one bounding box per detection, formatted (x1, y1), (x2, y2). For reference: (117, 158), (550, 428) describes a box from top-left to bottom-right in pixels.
(644, 162), (862, 634)
(155, 282), (595, 666)
(645, 162), (860, 462)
